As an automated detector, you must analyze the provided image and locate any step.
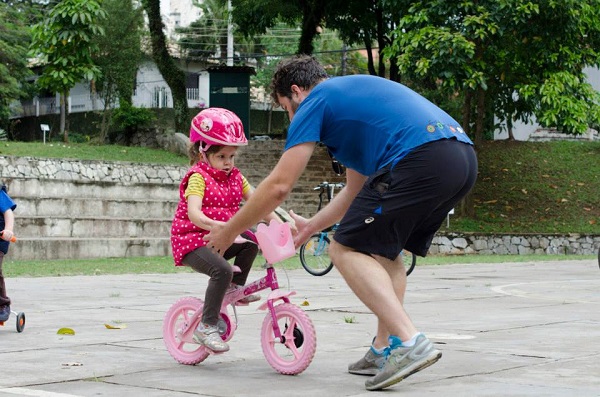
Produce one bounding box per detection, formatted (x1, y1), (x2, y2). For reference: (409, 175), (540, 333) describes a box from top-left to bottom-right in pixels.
(17, 216), (172, 238)
(15, 196), (178, 219)
(7, 177), (179, 201)
(7, 237), (172, 261)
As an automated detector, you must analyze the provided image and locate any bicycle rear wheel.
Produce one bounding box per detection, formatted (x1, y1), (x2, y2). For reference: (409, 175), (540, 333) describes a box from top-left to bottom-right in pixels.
(402, 250), (417, 276)
(299, 234), (333, 276)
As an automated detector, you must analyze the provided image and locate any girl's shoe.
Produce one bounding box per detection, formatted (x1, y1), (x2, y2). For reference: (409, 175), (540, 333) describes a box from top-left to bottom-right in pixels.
(0, 305), (10, 322)
(193, 323), (229, 353)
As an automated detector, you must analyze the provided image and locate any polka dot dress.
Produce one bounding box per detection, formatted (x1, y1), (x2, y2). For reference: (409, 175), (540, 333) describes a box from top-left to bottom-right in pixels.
(171, 161), (243, 266)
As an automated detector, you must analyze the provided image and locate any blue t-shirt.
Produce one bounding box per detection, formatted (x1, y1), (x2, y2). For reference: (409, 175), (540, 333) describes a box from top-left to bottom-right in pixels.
(284, 75), (473, 175)
(0, 187), (16, 254)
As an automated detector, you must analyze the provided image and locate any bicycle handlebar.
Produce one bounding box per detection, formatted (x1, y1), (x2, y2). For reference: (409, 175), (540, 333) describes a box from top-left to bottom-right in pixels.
(0, 231), (17, 243)
(313, 181), (345, 190)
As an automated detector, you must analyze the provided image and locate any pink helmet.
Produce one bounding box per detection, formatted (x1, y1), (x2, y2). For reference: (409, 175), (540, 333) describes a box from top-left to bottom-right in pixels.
(190, 107), (247, 150)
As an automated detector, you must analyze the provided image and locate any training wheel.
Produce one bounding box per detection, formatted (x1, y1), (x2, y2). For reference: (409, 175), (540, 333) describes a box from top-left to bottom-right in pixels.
(16, 312), (25, 333)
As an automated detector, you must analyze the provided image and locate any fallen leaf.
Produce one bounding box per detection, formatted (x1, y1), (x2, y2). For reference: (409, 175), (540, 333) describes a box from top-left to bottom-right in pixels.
(57, 327), (75, 335)
(521, 189), (528, 194)
(104, 323), (127, 330)
(590, 220), (597, 225)
(301, 300), (310, 306)
(483, 200), (498, 204)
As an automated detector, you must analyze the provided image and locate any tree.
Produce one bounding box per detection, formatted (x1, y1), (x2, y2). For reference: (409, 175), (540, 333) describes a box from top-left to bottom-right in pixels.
(91, 0), (144, 142)
(385, 0), (600, 143)
(142, 0), (189, 134)
(176, 0), (229, 64)
(29, 0), (107, 142)
(0, 2), (32, 129)
(232, 0), (322, 55)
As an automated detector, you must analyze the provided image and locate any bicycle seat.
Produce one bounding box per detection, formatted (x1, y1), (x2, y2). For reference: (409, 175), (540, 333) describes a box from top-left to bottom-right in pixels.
(255, 220), (295, 264)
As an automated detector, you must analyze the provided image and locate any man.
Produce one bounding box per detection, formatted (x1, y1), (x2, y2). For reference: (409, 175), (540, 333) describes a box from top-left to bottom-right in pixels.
(204, 55), (477, 391)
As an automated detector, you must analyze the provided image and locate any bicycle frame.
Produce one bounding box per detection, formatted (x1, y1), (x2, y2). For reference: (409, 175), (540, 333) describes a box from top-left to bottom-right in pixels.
(174, 264), (294, 344)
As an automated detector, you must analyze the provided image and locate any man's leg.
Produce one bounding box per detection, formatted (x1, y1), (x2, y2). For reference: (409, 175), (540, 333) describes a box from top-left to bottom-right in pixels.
(329, 241), (417, 341)
(371, 253), (408, 348)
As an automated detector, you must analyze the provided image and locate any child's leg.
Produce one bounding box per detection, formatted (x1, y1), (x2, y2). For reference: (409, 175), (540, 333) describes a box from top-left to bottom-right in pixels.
(182, 247), (233, 326)
(224, 240), (259, 286)
(0, 252), (10, 307)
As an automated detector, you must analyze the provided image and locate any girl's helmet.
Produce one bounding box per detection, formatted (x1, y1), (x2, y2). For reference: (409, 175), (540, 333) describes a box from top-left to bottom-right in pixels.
(190, 107), (247, 151)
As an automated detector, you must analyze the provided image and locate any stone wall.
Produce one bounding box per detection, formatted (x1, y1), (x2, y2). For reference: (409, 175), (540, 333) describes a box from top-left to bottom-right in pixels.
(430, 233), (599, 256)
(1, 146), (598, 256)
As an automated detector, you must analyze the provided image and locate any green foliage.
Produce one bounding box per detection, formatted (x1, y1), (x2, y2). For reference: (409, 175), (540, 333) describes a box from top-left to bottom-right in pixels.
(112, 104), (156, 131)
(91, 0), (144, 141)
(0, 2), (32, 126)
(29, 0), (107, 94)
(385, 0), (600, 140)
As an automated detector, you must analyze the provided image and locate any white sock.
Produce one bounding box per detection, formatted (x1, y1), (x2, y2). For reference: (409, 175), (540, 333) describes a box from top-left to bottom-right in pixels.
(402, 333), (422, 347)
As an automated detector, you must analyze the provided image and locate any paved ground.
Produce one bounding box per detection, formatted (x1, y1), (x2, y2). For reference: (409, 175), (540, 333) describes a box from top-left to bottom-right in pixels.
(0, 259), (599, 397)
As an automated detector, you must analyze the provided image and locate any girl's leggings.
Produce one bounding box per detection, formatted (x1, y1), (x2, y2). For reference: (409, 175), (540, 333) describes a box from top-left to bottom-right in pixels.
(182, 237), (258, 326)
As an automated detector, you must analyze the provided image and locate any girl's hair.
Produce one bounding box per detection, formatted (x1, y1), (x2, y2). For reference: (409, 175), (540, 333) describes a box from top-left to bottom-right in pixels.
(188, 142), (223, 165)
(270, 54), (328, 105)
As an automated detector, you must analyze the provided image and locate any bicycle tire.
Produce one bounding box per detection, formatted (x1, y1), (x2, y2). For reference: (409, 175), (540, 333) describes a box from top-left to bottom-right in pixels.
(299, 234), (333, 276)
(163, 297), (210, 365)
(261, 303), (316, 375)
(402, 250), (417, 276)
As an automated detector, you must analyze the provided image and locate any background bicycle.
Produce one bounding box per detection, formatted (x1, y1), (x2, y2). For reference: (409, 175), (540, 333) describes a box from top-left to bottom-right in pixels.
(299, 182), (417, 277)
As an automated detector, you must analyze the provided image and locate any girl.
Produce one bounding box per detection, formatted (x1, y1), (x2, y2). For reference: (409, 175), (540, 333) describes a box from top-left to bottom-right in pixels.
(171, 107), (279, 353)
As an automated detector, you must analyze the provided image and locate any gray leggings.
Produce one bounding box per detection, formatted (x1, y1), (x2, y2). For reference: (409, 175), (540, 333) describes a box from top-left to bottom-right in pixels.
(182, 238), (258, 326)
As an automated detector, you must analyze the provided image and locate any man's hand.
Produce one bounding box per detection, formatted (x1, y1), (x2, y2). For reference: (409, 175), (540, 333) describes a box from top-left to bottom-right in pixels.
(203, 223), (236, 256)
(289, 210), (313, 249)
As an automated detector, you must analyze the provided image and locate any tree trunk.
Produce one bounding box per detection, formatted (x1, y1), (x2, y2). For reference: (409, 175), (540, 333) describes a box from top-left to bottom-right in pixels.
(461, 90), (473, 136)
(297, 0), (326, 55)
(474, 87), (486, 145)
(142, 0), (189, 133)
(364, 34), (376, 76)
(60, 92), (68, 143)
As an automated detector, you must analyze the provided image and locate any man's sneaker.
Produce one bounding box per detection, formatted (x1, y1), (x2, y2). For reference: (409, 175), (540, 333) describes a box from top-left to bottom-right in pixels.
(193, 323), (230, 353)
(348, 346), (387, 375)
(365, 334), (442, 391)
(0, 305), (10, 322)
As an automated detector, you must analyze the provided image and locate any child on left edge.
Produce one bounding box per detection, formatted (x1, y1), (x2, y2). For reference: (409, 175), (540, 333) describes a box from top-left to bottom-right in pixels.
(0, 183), (17, 322)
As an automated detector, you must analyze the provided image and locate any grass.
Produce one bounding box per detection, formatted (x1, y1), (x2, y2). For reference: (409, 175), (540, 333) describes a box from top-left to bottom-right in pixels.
(4, 253), (596, 278)
(0, 141), (188, 165)
(449, 140), (600, 234)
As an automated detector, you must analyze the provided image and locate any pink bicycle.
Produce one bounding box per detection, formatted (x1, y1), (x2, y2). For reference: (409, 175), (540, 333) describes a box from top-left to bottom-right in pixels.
(163, 221), (317, 375)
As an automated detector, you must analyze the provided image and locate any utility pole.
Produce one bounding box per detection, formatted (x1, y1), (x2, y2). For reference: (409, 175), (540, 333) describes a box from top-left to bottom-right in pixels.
(227, 0), (233, 66)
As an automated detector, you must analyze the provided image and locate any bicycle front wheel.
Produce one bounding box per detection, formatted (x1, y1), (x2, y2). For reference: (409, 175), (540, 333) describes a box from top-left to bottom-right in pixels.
(299, 234), (333, 276)
(402, 250), (417, 276)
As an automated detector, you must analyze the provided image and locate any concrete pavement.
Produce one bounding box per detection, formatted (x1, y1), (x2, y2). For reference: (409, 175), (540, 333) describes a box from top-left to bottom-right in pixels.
(0, 259), (599, 396)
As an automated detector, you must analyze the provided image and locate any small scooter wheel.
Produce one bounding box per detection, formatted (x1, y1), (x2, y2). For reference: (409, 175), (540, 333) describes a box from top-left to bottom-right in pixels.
(16, 312), (25, 333)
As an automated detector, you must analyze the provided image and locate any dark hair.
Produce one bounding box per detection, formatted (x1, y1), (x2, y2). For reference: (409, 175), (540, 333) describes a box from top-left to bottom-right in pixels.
(188, 142), (223, 165)
(269, 54), (328, 105)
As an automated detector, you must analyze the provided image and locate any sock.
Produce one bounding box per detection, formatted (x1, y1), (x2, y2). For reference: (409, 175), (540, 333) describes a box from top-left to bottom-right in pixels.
(402, 332), (422, 347)
(370, 344), (387, 356)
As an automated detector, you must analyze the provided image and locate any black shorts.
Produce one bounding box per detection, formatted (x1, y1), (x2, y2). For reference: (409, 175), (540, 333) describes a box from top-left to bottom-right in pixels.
(333, 139), (477, 260)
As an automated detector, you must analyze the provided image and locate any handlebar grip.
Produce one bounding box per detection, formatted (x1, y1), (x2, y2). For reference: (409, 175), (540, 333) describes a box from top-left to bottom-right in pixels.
(0, 232), (16, 243)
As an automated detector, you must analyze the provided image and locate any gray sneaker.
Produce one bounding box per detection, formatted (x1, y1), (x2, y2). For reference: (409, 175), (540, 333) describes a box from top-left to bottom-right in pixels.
(365, 334), (441, 391)
(193, 323), (230, 353)
(348, 347), (386, 376)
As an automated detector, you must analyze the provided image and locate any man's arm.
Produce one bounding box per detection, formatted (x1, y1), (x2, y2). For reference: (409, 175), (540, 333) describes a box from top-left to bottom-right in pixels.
(204, 142), (316, 254)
